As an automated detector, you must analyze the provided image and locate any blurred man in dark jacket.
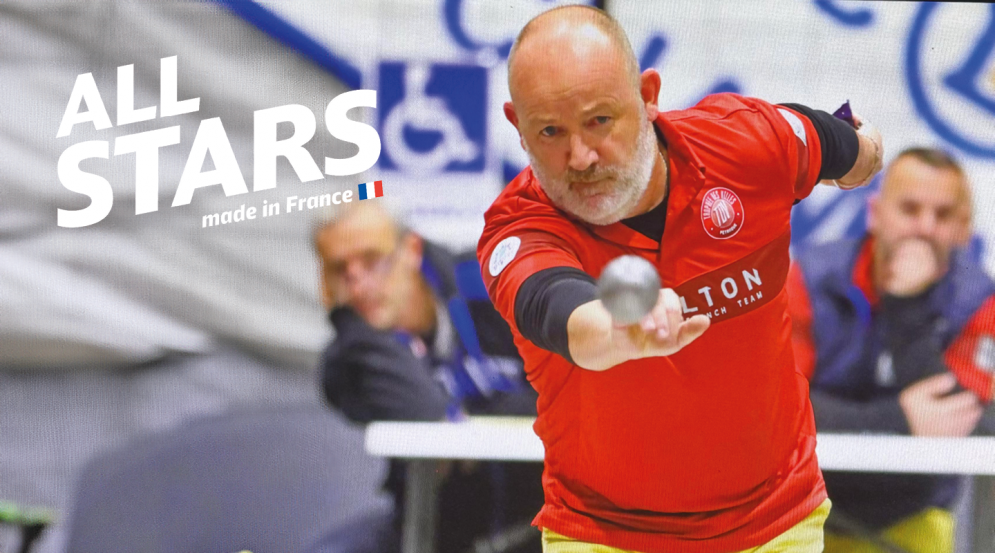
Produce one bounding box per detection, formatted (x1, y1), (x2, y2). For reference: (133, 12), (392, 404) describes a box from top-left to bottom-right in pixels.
(313, 201), (541, 553)
(788, 147), (995, 553)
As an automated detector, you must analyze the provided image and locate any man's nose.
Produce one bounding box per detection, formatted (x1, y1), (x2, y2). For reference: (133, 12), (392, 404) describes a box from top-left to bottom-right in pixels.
(343, 259), (365, 281)
(567, 133), (598, 172)
(917, 211), (938, 237)
(343, 260), (375, 293)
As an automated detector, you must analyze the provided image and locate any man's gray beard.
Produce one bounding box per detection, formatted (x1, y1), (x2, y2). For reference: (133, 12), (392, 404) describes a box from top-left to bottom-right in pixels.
(528, 119), (658, 226)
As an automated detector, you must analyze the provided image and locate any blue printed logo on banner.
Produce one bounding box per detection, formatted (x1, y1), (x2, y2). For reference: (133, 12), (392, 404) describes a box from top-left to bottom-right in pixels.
(378, 62), (487, 173)
(790, 181), (877, 251)
(907, 4), (995, 159)
(813, 0), (875, 28)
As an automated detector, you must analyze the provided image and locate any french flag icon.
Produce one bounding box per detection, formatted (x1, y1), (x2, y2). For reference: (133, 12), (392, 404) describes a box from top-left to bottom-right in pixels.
(357, 180), (384, 200)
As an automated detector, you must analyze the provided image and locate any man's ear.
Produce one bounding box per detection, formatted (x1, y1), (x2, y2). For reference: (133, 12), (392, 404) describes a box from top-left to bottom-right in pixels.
(640, 68), (662, 120)
(504, 102), (526, 151)
(319, 262), (335, 310)
(955, 177), (974, 247)
(504, 101), (519, 128)
(401, 232), (424, 271)
(954, 209), (973, 248)
(315, 230), (336, 309)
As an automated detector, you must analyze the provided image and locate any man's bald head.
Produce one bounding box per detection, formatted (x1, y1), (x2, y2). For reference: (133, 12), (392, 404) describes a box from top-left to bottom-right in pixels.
(508, 5), (641, 98)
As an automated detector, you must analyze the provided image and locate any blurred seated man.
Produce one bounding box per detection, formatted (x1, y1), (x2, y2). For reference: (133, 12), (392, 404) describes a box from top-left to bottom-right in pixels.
(313, 201), (542, 553)
(788, 147), (995, 553)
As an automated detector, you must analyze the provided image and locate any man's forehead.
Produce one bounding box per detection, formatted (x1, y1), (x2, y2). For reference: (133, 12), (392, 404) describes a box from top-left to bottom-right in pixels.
(519, 91), (626, 124)
(882, 157), (965, 205)
(319, 210), (398, 258)
(512, 56), (634, 123)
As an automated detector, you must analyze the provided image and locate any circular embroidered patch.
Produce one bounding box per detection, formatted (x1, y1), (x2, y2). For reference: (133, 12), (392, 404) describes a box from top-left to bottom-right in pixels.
(489, 236), (521, 276)
(701, 187), (744, 240)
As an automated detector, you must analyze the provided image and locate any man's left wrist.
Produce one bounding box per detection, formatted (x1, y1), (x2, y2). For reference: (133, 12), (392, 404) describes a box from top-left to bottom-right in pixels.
(838, 135), (881, 189)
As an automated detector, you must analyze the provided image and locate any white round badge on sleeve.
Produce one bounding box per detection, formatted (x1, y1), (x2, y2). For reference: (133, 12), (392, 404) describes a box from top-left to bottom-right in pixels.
(489, 236), (521, 277)
(777, 108), (807, 146)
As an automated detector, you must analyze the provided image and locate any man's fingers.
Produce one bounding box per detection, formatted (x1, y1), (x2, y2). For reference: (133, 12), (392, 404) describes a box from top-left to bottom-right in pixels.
(640, 290), (668, 334)
(951, 401), (984, 433)
(920, 373), (958, 396)
(657, 289), (682, 341)
(942, 391), (982, 411)
(676, 315), (710, 348)
(628, 289), (708, 356)
(638, 314), (656, 333)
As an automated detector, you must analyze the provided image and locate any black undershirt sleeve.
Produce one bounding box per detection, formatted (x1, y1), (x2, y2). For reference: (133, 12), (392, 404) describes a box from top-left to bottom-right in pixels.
(514, 267), (598, 364)
(514, 193), (668, 362)
(779, 103), (860, 181)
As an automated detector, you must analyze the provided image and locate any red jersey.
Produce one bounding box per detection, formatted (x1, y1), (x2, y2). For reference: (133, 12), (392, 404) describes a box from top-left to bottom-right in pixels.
(477, 94), (828, 552)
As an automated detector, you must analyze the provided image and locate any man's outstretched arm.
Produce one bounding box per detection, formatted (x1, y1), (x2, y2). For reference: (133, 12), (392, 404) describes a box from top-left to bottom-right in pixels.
(515, 270), (709, 372)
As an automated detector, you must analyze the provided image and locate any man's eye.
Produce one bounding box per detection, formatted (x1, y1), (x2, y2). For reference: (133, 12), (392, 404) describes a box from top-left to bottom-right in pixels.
(328, 262), (346, 277)
(541, 126), (558, 137)
(594, 116), (610, 125)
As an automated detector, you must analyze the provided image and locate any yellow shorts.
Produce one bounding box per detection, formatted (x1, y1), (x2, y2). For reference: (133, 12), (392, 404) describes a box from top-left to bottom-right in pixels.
(824, 507), (953, 553)
(542, 499), (832, 553)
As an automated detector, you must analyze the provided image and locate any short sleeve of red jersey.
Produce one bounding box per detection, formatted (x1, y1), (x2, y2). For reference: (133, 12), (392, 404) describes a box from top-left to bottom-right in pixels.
(764, 102), (823, 200)
(478, 224), (584, 334)
(698, 94), (824, 201)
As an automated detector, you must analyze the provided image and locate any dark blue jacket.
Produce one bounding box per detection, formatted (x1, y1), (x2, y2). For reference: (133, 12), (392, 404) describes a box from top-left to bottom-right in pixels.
(795, 237), (995, 528)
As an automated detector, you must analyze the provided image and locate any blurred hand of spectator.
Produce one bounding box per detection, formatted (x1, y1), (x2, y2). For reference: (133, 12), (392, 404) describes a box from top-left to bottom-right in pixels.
(899, 373), (984, 437)
(881, 238), (942, 298)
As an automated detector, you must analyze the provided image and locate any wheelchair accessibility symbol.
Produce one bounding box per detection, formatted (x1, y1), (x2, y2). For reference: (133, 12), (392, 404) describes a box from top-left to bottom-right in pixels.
(906, 3), (995, 158)
(378, 62), (486, 173)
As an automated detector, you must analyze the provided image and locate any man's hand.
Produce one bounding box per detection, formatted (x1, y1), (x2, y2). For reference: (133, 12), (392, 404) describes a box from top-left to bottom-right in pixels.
(882, 238), (942, 297)
(626, 289), (712, 359)
(821, 113), (883, 190)
(568, 289), (710, 371)
(899, 373), (983, 437)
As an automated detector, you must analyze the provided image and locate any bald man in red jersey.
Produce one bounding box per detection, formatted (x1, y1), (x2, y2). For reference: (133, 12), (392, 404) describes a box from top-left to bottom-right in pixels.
(478, 6), (884, 553)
